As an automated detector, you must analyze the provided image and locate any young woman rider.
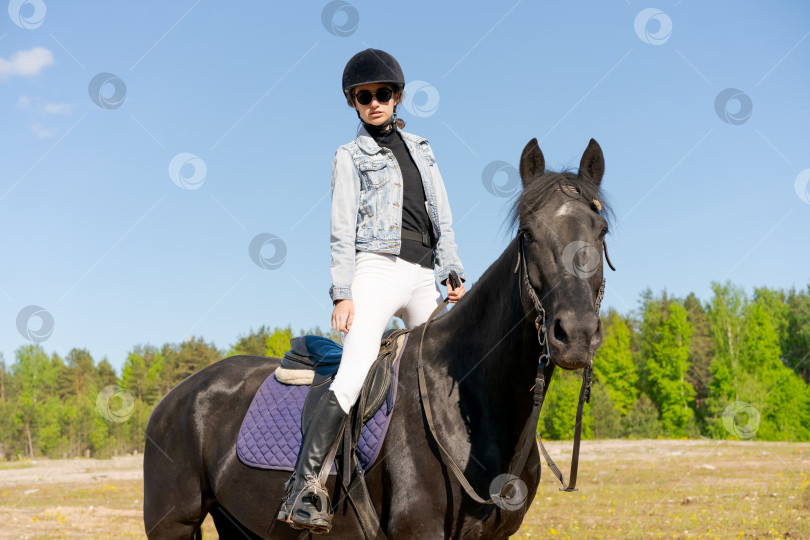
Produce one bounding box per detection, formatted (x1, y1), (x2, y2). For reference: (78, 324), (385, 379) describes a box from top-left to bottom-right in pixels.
(277, 48), (467, 533)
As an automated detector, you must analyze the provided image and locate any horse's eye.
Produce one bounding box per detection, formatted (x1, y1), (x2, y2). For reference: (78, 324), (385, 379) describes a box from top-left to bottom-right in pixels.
(599, 227), (608, 238)
(521, 230), (533, 241)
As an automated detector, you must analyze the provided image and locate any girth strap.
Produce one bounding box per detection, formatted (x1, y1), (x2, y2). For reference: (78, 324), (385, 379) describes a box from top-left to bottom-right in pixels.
(340, 463), (388, 540)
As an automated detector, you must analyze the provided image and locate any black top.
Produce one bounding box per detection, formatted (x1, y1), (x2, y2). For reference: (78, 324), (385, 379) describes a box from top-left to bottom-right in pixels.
(363, 122), (435, 269)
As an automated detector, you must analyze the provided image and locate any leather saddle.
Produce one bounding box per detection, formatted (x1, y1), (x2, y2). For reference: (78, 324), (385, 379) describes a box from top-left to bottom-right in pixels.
(278, 328), (411, 429)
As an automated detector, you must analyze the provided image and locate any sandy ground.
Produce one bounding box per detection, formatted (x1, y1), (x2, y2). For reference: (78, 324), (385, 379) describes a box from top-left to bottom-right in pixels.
(0, 455), (154, 540)
(0, 455), (143, 488)
(0, 440), (808, 539)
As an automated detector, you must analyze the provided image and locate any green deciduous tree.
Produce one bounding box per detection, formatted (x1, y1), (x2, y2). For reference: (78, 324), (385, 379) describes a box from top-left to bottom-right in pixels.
(736, 301), (809, 441)
(540, 369), (593, 440)
(705, 282), (746, 438)
(593, 309), (638, 415)
(266, 326), (294, 359)
(11, 345), (61, 457)
(646, 302), (696, 437)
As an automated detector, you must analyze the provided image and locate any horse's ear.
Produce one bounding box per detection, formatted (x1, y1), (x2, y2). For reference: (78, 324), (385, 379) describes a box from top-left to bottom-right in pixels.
(519, 138), (545, 188)
(578, 138), (604, 186)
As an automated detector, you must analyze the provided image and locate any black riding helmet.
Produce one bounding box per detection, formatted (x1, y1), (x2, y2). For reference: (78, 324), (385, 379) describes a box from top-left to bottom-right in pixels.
(342, 49), (405, 129)
(342, 48), (405, 96)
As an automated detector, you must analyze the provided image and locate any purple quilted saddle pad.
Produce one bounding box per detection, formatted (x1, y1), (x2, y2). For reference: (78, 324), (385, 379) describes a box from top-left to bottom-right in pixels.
(236, 335), (407, 474)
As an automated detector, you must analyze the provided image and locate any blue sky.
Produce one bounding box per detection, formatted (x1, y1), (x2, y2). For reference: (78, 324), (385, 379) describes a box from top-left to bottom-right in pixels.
(1, 1), (808, 372)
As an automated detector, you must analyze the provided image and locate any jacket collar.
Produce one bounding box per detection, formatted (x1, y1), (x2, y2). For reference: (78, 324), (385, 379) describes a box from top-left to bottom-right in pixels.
(355, 124), (428, 155)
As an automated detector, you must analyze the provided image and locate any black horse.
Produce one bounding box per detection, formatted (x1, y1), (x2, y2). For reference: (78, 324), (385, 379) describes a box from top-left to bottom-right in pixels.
(143, 138), (612, 539)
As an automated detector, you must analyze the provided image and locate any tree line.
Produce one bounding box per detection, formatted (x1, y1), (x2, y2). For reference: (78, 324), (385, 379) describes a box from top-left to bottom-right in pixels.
(0, 325), (340, 459)
(543, 281), (810, 441)
(1, 280), (808, 459)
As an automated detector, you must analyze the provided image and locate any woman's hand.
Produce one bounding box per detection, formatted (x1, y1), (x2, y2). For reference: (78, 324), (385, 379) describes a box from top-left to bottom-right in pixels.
(446, 281), (466, 303)
(332, 299), (355, 332)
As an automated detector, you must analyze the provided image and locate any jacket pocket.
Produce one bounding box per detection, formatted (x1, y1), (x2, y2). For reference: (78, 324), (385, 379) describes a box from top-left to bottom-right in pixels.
(358, 159), (389, 189)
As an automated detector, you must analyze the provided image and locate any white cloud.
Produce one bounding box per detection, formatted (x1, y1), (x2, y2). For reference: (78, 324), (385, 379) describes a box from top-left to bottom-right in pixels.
(17, 94), (74, 114)
(42, 102), (74, 114)
(0, 47), (55, 80)
(31, 123), (57, 139)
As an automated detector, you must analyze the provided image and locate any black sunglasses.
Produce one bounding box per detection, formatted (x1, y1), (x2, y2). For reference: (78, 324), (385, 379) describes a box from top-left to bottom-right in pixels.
(353, 87), (394, 106)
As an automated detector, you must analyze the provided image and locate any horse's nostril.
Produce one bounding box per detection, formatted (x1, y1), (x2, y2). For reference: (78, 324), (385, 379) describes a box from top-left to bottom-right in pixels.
(553, 319), (567, 344)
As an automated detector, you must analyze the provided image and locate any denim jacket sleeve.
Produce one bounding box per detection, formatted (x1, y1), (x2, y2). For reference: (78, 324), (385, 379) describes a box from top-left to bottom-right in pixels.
(426, 146), (466, 286)
(328, 147), (360, 303)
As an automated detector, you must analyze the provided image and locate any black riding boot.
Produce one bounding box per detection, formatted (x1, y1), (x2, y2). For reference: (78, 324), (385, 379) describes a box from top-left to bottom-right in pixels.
(277, 389), (348, 534)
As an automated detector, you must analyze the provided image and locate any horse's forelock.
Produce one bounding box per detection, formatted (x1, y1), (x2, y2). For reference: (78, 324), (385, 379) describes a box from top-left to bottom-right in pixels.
(506, 170), (613, 233)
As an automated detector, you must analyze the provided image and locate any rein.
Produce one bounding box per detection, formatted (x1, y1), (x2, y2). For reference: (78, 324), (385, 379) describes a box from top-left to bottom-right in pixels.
(416, 222), (608, 505)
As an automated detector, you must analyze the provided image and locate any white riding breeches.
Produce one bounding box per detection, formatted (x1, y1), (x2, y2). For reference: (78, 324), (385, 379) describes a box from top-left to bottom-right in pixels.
(330, 250), (445, 413)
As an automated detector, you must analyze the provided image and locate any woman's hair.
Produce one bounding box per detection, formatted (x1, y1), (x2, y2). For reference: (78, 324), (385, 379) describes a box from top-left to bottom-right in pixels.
(345, 85), (406, 129)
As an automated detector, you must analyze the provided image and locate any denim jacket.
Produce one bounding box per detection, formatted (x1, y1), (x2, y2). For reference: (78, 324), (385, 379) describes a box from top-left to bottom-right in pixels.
(329, 124), (466, 302)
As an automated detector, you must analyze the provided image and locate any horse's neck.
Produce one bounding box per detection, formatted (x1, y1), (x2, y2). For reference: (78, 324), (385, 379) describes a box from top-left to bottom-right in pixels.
(434, 237), (541, 450)
(446, 236), (539, 371)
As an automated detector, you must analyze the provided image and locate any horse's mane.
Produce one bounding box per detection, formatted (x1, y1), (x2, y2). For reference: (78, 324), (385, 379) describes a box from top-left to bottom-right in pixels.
(505, 170), (614, 233)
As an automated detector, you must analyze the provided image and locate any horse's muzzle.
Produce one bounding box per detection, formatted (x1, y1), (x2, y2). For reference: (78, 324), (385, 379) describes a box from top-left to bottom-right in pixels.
(547, 310), (601, 370)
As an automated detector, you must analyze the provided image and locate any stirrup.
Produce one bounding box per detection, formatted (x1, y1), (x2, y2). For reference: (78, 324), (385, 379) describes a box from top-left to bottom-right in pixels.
(279, 475), (335, 534)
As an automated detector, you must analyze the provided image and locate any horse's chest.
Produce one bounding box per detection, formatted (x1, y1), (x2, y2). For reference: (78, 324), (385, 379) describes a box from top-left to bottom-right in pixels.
(380, 404), (528, 539)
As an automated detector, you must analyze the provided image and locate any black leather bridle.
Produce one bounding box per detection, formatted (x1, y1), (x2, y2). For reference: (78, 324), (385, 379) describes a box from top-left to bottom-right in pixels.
(416, 203), (612, 505)
(512, 229), (606, 492)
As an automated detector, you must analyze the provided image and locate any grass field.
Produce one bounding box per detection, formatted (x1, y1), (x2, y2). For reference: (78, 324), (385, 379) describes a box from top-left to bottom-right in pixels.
(0, 440), (807, 539)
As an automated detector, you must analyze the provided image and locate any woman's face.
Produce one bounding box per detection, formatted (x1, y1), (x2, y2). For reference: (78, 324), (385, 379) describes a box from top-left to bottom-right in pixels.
(351, 83), (401, 127)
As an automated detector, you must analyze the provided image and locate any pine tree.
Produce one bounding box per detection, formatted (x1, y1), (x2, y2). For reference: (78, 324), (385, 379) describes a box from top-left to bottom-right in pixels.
(174, 336), (222, 382)
(784, 286), (810, 382)
(228, 325), (273, 357)
(56, 348), (101, 458)
(96, 358), (118, 388)
(683, 293), (713, 424)
(589, 383), (623, 438)
(622, 393), (664, 438)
